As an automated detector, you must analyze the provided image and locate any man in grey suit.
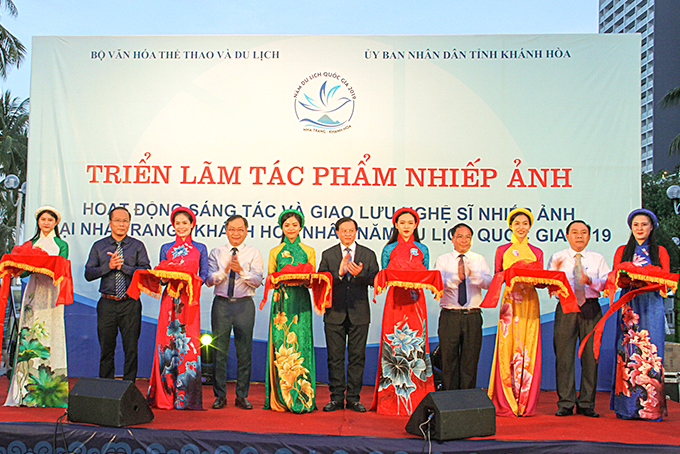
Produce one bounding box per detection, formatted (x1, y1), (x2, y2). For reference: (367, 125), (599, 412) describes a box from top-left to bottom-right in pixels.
(318, 217), (379, 412)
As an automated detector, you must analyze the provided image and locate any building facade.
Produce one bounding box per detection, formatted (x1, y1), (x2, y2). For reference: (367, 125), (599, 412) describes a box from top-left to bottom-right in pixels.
(599, 0), (680, 174)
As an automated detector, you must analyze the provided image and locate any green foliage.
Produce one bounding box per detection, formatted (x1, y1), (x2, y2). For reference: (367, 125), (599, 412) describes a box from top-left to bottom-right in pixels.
(15, 326), (51, 363)
(642, 170), (680, 272)
(660, 87), (680, 109)
(0, 0), (24, 79)
(670, 134), (680, 156)
(0, 1), (28, 253)
(25, 365), (69, 407)
(0, 22), (24, 79)
(660, 86), (680, 155)
(0, 91), (28, 174)
(0, 90), (28, 254)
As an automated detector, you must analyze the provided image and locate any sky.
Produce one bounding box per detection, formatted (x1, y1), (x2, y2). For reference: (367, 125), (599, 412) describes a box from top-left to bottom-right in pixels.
(1, 0), (599, 101)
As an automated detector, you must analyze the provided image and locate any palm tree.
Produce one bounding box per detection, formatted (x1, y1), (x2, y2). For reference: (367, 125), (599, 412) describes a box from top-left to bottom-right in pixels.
(0, 0), (28, 253)
(0, 90), (28, 253)
(0, 91), (27, 174)
(0, 0), (25, 79)
(660, 86), (680, 155)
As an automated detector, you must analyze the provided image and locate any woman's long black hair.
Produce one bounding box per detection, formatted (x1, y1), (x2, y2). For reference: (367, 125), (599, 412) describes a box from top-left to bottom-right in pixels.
(387, 211), (421, 244)
(30, 209), (61, 242)
(279, 211), (303, 243)
(620, 213), (660, 266)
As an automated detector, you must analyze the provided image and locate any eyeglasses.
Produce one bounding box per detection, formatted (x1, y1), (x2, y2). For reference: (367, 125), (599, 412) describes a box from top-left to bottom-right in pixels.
(111, 219), (130, 224)
(227, 228), (246, 233)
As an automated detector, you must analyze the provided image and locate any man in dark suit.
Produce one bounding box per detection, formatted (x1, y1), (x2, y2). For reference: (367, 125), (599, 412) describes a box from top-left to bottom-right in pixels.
(318, 217), (379, 412)
(85, 206), (151, 382)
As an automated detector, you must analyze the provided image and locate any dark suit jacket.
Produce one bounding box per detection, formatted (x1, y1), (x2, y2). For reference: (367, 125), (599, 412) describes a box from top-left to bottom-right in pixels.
(318, 243), (379, 326)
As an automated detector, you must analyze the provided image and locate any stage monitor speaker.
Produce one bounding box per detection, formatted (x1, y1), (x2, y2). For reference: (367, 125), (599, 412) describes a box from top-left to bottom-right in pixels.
(68, 377), (154, 427)
(405, 389), (495, 441)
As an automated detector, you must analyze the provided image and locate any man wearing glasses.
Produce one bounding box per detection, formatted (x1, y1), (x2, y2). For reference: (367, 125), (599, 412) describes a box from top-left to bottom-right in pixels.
(206, 214), (263, 410)
(318, 217), (379, 412)
(85, 206), (150, 382)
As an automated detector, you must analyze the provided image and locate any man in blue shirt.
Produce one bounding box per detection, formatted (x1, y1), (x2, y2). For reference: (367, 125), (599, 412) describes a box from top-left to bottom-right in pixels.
(85, 206), (150, 382)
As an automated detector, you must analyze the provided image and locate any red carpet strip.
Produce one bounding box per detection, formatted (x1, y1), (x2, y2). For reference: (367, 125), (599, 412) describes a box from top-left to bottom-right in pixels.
(0, 377), (678, 445)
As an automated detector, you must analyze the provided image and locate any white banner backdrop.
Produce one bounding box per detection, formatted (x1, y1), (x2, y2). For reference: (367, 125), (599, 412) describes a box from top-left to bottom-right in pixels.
(27, 34), (640, 378)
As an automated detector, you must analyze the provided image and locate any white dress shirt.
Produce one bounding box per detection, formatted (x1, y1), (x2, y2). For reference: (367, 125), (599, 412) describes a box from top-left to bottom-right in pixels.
(206, 242), (264, 298)
(548, 248), (610, 300)
(435, 250), (493, 309)
(339, 242), (356, 275)
(339, 242), (356, 260)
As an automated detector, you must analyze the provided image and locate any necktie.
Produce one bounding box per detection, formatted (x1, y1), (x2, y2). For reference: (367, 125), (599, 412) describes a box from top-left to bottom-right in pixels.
(115, 241), (126, 299)
(344, 247), (351, 280)
(574, 253), (586, 306)
(458, 254), (467, 306)
(227, 247), (238, 298)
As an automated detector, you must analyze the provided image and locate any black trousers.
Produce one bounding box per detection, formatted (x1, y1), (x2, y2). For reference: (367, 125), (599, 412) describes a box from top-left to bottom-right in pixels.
(437, 309), (483, 390)
(553, 298), (602, 411)
(211, 296), (255, 399)
(97, 297), (142, 382)
(324, 319), (369, 403)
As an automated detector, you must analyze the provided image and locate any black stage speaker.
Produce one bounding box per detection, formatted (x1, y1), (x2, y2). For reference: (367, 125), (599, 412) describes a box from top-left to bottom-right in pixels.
(68, 377), (154, 427)
(405, 389), (495, 441)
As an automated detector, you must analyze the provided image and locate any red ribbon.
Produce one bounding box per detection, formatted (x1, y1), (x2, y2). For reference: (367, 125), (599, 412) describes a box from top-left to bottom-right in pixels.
(260, 263), (333, 315)
(578, 263), (679, 361)
(0, 242), (74, 348)
(480, 260), (579, 311)
(372, 269), (444, 303)
(128, 258), (202, 305)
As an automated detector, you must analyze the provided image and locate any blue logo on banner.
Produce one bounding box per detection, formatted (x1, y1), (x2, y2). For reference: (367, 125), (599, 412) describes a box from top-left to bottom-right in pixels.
(295, 78), (355, 131)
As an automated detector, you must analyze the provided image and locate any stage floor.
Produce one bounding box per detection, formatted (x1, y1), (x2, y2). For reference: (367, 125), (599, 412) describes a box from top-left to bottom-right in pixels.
(0, 376), (679, 446)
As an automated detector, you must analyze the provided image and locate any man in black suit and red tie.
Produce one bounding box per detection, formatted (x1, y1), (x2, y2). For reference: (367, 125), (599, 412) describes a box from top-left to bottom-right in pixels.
(319, 217), (379, 412)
